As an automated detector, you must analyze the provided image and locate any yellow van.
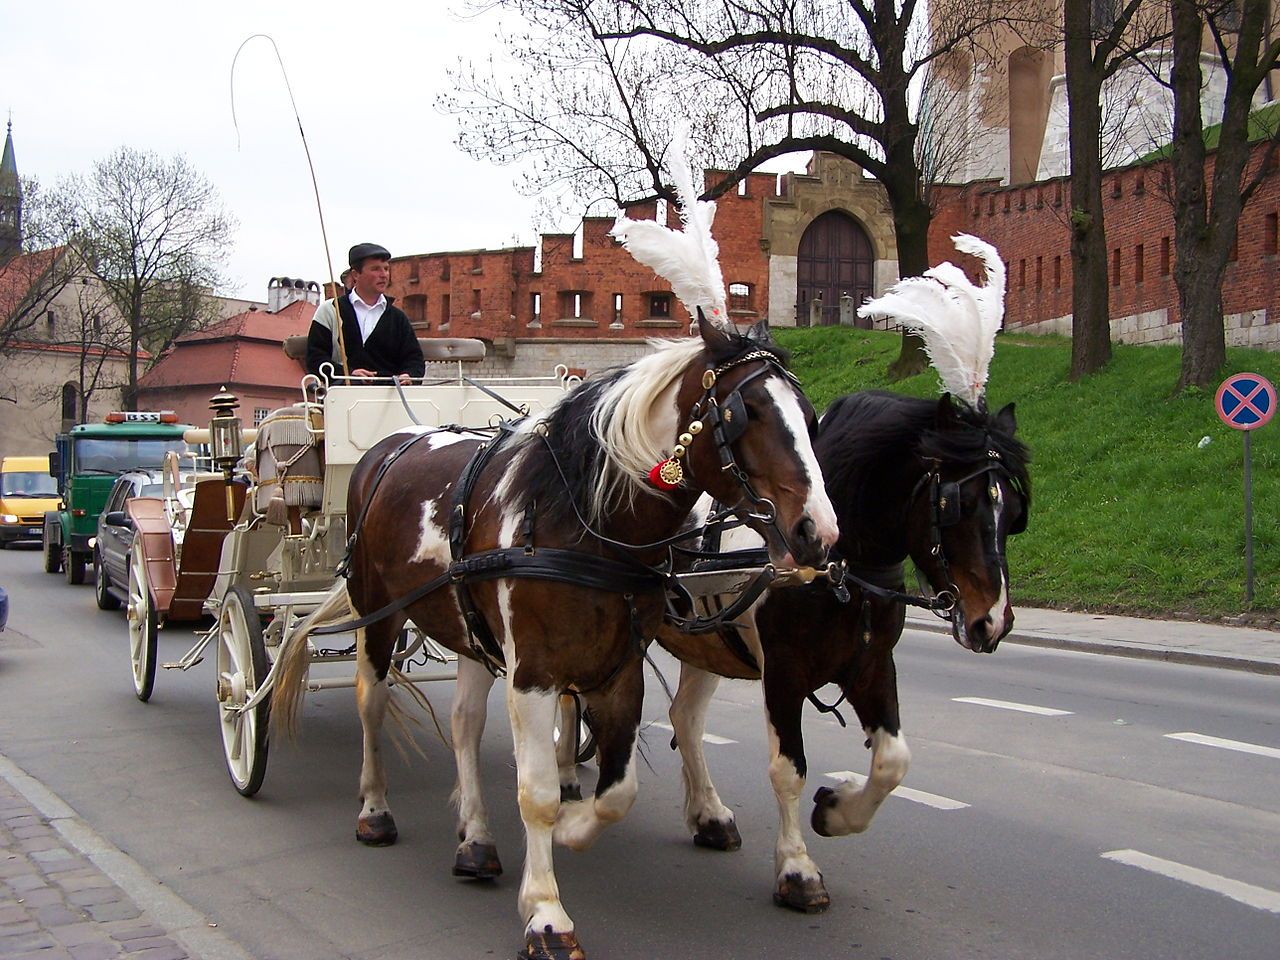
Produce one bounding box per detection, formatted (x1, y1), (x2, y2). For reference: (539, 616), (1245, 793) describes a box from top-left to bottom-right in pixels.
(0, 455), (60, 548)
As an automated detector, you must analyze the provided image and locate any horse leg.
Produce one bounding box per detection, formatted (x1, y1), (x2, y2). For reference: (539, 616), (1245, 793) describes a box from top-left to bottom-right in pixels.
(451, 656), (503, 880)
(507, 654), (583, 959)
(812, 651), (909, 837)
(555, 695), (583, 803)
(355, 615), (404, 845)
(669, 663), (741, 851)
(553, 660), (643, 852)
(765, 685), (830, 913)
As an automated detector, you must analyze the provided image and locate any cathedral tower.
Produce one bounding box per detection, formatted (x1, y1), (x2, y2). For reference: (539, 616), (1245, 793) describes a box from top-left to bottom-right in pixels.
(0, 120), (21, 263)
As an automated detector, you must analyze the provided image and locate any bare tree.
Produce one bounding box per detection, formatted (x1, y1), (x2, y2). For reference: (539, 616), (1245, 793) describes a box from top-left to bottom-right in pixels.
(1169, 0), (1280, 390)
(445, 0), (1024, 378)
(54, 148), (234, 409)
(1062, 0), (1170, 379)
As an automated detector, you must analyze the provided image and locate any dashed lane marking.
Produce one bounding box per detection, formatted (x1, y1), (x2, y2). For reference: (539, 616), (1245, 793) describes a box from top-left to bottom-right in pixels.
(1101, 849), (1280, 914)
(1165, 732), (1280, 759)
(824, 771), (970, 810)
(647, 720), (737, 745)
(952, 696), (1073, 716)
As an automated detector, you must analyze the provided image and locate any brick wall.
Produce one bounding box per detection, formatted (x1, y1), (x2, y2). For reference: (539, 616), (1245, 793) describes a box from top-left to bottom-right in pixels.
(386, 172), (778, 343)
(930, 145), (1280, 348)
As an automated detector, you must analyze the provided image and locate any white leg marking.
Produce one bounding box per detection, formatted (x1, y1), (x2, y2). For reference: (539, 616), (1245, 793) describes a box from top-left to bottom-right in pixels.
(764, 377), (838, 547)
(452, 656), (497, 845)
(354, 628), (392, 821)
(668, 665), (737, 834)
(767, 723), (821, 884)
(823, 771), (968, 810)
(814, 729), (911, 835)
(553, 745), (638, 851)
(1102, 850), (1280, 914)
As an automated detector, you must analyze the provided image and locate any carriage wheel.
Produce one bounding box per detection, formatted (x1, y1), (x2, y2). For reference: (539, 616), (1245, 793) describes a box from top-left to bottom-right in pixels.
(554, 695), (597, 766)
(126, 542), (158, 702)
(216, 586), (270, 797)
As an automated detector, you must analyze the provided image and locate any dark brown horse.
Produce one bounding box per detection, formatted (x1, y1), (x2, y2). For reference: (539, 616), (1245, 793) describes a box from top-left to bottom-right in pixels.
(273, 317), (837, 960)
(651, 389), (1030, 912)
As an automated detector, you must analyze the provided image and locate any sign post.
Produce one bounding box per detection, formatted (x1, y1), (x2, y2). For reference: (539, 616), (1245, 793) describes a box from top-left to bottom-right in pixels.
(1215, 373), (1276, 603)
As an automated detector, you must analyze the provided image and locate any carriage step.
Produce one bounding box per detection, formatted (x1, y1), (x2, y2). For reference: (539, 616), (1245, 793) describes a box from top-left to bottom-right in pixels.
(162, 657), (202, 669)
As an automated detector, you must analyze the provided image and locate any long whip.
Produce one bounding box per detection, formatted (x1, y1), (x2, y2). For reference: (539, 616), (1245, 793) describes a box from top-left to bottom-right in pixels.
(230, 34), (350, 377)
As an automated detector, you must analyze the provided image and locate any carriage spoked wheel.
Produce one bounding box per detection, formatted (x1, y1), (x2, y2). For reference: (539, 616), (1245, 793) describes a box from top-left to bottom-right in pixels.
(554, 694), (597, 766)
(126, 542), (158, 702)
(216, 586), (270, 797)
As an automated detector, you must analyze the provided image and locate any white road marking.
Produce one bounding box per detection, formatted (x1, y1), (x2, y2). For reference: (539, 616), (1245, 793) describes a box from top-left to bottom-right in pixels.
(1165, 732), (1280, 760)
(648, 720), (736, 745)
(952, 696), (1073, 716)
(1101, 849), (1280, 914)
(824, 771), (970, 810)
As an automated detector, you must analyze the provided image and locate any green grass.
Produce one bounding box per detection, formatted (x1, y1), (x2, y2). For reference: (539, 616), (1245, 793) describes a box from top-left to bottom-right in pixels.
(775, 327), (1280, 617)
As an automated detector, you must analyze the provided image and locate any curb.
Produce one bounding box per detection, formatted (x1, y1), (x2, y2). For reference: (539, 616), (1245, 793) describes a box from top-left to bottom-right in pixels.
(904, 617), (1280, 677)
(0, 753), (255, 960)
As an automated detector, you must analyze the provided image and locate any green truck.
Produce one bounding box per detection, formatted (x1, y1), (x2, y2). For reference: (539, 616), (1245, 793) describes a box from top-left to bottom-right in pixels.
(43, 411), (190, 584)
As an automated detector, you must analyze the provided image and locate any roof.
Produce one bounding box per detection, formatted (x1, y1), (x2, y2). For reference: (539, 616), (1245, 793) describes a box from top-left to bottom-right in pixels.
(138, 299), (315, 393)
(0, 246), (64, 320)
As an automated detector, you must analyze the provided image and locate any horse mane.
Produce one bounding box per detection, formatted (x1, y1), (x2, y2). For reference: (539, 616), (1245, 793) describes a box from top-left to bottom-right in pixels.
(508, 331), (790, 532)
(817, 391), (1031, 523)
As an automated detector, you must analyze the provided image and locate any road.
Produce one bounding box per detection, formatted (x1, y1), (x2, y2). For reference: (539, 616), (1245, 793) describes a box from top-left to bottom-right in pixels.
(1, 546), (1277, 959)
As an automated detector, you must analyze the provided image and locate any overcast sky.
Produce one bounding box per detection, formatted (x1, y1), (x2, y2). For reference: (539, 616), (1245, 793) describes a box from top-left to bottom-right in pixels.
(3, 1), (806, 301)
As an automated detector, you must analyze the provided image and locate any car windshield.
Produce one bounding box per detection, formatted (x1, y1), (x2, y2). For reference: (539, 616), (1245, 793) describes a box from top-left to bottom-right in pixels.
(73, 438), (187, 475)
(1, 471), (57, 497)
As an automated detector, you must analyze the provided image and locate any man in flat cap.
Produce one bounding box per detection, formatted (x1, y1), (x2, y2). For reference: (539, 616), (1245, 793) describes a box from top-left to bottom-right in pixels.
(306, 243), (425, 383)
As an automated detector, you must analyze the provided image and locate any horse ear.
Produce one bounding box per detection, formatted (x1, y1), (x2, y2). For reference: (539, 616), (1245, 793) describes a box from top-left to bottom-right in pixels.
(935, 393), (959, 426)
(993, 401), (1017, 435)
(696, 307), (731, 350)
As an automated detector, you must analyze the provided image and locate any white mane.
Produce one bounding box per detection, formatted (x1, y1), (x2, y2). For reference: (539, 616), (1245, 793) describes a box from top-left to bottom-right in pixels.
(857, 233), (1006, 407)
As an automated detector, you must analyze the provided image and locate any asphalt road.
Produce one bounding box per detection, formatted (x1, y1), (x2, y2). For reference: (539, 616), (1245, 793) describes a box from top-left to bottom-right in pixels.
(1, 545), (1277, 959)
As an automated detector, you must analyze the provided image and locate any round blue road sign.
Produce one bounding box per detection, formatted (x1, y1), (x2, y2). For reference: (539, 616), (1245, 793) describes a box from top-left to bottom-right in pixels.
(1215, 373), (1276, 431)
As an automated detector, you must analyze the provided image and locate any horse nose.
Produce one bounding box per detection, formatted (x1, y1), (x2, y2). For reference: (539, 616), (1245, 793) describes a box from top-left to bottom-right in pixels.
(971, 616), (996, 653)
(791, 516), (827, 567)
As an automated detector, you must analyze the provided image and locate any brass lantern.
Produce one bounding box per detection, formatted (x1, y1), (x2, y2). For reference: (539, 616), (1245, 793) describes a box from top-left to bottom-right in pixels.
(208, 387), (243, 520)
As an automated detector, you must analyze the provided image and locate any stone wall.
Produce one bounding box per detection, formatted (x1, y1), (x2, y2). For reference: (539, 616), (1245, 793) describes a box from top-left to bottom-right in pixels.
(423, 337), (656, 381)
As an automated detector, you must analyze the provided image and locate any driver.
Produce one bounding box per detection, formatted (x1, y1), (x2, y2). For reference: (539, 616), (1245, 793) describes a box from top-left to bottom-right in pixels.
(305, 243), (425, 384)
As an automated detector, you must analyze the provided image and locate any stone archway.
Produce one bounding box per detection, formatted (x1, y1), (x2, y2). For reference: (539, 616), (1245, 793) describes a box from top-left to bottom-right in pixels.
(796, 210), (874, 326)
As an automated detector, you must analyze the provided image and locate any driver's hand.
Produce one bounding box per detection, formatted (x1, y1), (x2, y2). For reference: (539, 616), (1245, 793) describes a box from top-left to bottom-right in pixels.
(351, 368), (377, 379)
(396, 374), (413, 385)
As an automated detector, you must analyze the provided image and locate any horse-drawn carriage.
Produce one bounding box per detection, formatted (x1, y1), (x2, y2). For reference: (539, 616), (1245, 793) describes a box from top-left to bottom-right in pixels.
(126, 339), (585, 794)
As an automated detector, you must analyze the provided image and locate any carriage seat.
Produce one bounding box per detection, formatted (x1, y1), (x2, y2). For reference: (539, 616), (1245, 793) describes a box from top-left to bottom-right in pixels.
(280, 335), (486, 365)
(251, 405), (325, 528)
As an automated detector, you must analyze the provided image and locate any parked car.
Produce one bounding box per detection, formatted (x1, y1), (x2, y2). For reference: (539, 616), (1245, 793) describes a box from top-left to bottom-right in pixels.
(0, 455), (59, 548)
(93, 471), (164, 611)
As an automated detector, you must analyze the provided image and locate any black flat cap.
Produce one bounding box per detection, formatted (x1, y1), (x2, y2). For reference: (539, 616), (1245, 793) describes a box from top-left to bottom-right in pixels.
(348, 242), (391, 268)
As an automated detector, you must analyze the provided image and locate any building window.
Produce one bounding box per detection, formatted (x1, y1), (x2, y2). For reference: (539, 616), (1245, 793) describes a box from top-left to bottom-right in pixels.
(253, 408), (270, 426)
(46, 309), (56, 332)
(530, 292), (542, 326)
(409, 258), (420, 281)
(737, 179), (748, 197)
(648, 293), (672, 318)
(1018, 259), (1027, 289)
(470, 288), (481, 314)
(92, 315), (102, 336)
(441, 293), (451, 327)
(613, 293), (623, 325)
(1135, 244), (1145, 282)
(728, 282), (752, 312)
(1054, 182), (1063, 207)
(1054, 255), (1062, 289)
(558, 291), (591, 320)
(1003, 193), (1011, 213)
(1134, 175), (1145, 196)
(1267, 213), (1278, 256)
(1161, 237), (1171, 275)
(1035, 256), (1043, 288)
(1112, 248), (1121, 285)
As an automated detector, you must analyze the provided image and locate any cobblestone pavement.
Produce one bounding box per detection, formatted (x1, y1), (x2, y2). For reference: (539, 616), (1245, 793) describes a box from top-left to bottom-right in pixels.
(0, 778), (192, 960)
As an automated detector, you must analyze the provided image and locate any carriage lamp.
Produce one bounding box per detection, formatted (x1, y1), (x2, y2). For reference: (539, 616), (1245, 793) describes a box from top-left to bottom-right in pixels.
(209, 387), (243, 521)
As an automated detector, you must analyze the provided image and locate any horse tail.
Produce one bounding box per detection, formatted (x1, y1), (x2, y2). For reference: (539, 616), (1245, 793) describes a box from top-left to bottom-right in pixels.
(270, 580), (351, 739)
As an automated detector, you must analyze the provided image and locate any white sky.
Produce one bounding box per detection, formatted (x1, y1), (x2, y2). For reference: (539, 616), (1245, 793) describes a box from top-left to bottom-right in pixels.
(2, 1), (808, 301)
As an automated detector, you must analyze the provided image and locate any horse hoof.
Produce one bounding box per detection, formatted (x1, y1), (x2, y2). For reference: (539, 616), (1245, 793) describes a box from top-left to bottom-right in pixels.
(560, 782), (583, 803)
(773, 873), (830, 914)
(693, 819), (742, 851)
(453, 840), (503, 880)
(811, 785), (838, 837)
(356, 812), (398, 846)
(518, 929), (586, 960)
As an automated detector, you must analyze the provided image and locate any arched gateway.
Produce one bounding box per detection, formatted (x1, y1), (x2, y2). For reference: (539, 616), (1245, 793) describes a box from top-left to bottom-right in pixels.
(796, 210), (874, 327)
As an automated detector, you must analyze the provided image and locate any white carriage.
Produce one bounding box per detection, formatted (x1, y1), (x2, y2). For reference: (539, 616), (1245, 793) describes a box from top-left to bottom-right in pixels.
(146, 340), (580, 795)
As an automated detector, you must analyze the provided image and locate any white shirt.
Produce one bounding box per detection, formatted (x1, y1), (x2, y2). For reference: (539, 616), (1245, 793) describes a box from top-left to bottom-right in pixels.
(349, 290), (387, 343)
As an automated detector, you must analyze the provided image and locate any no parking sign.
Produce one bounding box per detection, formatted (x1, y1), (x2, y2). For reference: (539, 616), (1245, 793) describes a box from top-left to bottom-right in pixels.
(1215, 373), (1275, 603)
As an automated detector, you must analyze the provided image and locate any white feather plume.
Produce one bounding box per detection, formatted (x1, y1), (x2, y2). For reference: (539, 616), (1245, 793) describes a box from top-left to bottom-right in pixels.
(857, 233), (1006, 407)
(609, 129), (728, 323)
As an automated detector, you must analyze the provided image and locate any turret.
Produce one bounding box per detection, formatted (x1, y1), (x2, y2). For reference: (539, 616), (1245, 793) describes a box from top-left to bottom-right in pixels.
(0, 120), (21, 263)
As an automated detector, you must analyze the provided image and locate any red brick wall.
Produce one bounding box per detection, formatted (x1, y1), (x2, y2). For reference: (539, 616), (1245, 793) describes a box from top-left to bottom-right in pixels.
(386, 171), (777, 341)
(930, 147), (1280, 330)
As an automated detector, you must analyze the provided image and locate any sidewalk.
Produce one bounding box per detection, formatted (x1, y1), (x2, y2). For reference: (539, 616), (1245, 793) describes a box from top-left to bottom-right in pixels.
(0, 757), (251, 960)
(905, 606), (1280, 675)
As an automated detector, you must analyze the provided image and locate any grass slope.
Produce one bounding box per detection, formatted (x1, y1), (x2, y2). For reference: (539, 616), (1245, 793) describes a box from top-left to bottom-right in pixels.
(775, 327), (1280, 617)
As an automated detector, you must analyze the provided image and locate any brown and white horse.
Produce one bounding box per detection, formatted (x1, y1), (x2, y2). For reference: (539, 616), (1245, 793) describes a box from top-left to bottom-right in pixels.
(650, 390), (1030, 912)
(273, 317), (837, 960)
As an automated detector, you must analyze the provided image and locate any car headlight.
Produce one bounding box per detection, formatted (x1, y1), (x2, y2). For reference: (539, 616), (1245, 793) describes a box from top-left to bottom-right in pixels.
(0, 515), (18, 524)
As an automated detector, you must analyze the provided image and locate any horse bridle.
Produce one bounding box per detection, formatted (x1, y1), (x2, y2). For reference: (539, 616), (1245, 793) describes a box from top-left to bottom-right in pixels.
(909, 446), (1025, 619)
